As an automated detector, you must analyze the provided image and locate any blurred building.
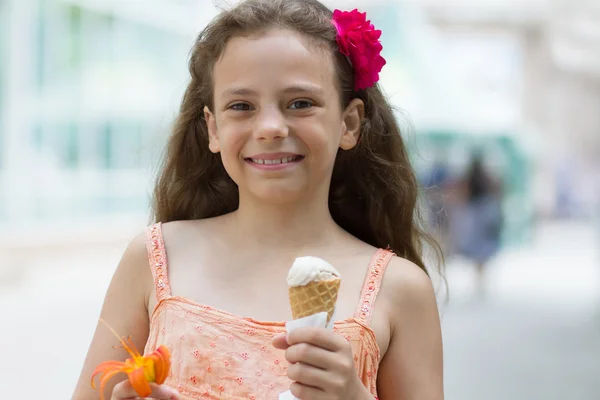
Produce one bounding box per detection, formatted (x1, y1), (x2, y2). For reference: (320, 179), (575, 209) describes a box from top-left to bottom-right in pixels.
(420, 0), (600, 218)
(0, 0), (216, 235)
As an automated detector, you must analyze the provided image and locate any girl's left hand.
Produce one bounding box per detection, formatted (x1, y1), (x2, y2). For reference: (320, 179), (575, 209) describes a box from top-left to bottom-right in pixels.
(272, 327), (367, 400)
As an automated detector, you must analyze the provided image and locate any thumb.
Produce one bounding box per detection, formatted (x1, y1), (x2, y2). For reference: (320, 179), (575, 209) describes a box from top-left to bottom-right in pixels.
(272, 332), (290, 350)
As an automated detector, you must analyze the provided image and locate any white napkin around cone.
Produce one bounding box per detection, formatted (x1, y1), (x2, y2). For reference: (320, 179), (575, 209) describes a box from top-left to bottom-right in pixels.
(279, 310), (335, 400)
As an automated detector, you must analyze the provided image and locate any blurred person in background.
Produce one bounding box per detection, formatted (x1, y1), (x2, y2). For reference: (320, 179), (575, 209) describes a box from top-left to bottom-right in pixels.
(451, 150), (503, 295)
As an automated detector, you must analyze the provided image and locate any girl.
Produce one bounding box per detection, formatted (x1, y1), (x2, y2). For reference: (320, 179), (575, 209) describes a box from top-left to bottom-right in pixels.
(73, 0), (443, 399)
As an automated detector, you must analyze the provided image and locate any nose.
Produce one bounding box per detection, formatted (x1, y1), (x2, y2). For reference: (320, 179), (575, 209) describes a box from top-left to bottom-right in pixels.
(253, 106), (289, 140)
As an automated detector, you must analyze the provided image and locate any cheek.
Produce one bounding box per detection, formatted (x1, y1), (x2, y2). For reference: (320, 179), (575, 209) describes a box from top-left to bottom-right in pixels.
(297, 115), (340, 144)
(220, 135), (240, 156)
(216, 121), (245, 154)
(214, 126), (246, 174)
(308, 122), (343, 158)
(300, 129), (341, 174)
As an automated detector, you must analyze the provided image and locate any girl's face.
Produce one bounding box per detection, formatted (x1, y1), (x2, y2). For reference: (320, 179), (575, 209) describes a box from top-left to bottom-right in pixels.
(205, 29), (363, 204)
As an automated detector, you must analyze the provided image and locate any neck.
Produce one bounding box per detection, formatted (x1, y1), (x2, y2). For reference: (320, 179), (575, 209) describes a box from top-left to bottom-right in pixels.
(230, 191), (342, 251)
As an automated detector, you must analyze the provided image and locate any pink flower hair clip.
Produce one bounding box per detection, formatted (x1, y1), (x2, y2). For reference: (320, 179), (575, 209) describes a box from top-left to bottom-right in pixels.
(332, 9), (387, 91)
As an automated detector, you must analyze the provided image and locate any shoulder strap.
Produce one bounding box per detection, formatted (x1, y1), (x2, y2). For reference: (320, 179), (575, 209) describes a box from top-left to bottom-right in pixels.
(354, 248), (394, 325)
(145, 223), (172, 301)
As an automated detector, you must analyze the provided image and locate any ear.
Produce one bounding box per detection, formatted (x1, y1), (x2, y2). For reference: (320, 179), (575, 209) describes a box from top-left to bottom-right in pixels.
(339, 98), (364, 150)
(204, 106), (220, 153)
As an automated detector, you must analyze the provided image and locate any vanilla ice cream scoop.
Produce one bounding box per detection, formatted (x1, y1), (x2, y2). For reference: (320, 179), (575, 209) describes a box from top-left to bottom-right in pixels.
(287, 256), (341, 287)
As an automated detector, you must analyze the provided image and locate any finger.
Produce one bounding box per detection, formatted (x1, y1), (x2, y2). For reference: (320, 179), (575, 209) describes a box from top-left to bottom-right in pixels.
(285, 342), (338, 369)
(272, 332), (291, 350)
(111, 380), (138, 400)
(290, 381), (328, 400)
(147, 383), (182, 400)
(112, 381), (181, 400)
(286, 327), (345, 352)
(287, 362), (333, 391)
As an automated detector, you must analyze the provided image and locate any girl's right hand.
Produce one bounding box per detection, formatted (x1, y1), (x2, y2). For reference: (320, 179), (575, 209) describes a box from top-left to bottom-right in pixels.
(111, 380), (185, 400)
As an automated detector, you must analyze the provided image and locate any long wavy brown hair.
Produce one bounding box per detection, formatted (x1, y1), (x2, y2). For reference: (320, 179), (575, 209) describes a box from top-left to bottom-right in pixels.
(152, 0), (442, 276)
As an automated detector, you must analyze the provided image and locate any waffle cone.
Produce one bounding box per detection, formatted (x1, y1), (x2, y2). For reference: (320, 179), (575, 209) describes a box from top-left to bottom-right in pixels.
(288, 278), (340, 324)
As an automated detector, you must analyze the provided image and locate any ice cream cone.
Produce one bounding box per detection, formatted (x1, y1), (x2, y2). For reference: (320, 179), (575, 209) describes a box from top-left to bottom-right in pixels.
(289, 278), (340, 323)
(287, 257), (341, 325)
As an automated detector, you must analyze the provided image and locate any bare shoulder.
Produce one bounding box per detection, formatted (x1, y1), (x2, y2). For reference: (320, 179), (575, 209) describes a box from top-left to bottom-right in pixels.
(107, 229), (156, 313)
(129, 229), (151, 258)
(117, 230), (153, 292)
(379, 256), (438, 325)
(375, 255), (444, 400)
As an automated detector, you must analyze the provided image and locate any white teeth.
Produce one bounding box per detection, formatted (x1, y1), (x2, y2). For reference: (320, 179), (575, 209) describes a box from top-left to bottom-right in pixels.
(251, 156), (298, 165)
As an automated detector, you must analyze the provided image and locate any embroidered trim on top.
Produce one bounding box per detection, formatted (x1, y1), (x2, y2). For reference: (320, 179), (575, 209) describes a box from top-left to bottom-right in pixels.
(355, 249), (394, 324)
(146, 223), (171, 300)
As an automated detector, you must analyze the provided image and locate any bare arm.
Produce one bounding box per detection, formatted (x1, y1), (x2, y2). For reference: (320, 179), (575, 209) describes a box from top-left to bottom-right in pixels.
(72, 232), (154, 400)
(376, 258), (444, 400)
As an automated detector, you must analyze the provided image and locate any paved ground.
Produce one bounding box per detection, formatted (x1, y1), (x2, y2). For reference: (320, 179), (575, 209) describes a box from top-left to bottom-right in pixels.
(441, 220), (600, 400)
(1, 220), (598, 399)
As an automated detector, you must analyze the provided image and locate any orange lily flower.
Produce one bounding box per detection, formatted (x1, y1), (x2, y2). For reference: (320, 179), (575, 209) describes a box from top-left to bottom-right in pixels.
(91, 319), (171, 400)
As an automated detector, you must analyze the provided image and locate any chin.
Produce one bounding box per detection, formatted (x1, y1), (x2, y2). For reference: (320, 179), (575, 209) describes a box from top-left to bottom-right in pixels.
(246, 184), (308, 205)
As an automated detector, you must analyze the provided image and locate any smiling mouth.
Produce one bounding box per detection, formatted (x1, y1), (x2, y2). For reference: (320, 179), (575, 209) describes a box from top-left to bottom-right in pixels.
(246, 155), (304, 165)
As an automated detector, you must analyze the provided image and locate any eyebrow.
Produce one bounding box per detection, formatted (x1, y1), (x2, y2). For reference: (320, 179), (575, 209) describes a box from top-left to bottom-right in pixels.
(220, 84), (325, 99)
(282, 84), (325, 96)
(220, 88), (258, 99)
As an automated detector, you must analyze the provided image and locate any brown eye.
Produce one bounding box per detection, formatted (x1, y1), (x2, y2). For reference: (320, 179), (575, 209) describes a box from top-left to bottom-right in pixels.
(289, 100), (313, 109)
(230, 103), (253, 111)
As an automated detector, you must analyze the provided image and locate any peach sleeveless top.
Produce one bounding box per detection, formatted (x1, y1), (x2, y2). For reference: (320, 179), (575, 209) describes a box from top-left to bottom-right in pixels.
(143, 223), (392, 399)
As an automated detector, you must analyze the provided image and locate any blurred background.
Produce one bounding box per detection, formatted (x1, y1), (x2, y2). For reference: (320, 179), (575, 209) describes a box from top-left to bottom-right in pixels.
(1, 0), (599, 398)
